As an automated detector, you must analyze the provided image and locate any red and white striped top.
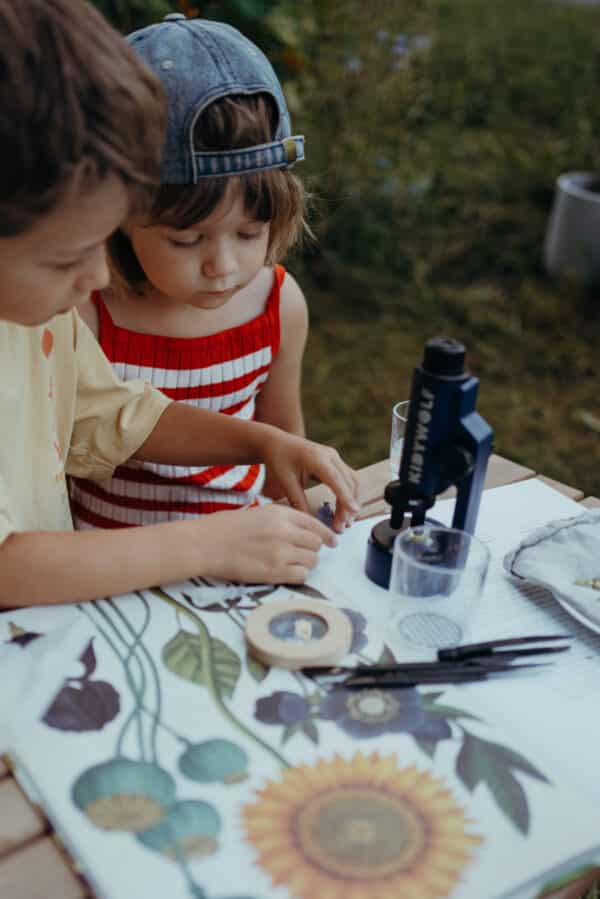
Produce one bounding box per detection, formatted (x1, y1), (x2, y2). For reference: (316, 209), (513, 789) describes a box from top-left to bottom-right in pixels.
(70, 265), (284, 529)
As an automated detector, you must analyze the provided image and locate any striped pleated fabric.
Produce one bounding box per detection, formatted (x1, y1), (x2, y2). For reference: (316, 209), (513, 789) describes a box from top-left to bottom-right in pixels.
(70, 266), (284, 528)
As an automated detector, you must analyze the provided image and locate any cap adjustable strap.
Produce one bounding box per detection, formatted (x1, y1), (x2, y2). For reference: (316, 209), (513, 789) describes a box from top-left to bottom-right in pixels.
(192, 135), (304, 180)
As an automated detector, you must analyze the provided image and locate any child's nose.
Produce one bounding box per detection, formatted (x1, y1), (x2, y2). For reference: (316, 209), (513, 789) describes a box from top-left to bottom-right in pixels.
(74, 245), (110, 294)
(201, 242), (235, 279)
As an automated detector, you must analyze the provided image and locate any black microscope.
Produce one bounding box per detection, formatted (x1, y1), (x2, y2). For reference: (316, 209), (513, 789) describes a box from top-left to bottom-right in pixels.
(365, 337), (494, 589)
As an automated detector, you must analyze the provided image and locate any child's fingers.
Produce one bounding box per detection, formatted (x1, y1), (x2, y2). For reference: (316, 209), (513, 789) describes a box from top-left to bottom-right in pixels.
(263, 503), (337, 547)
(283, 563), (313, 585)
(301, 513), (338, 548)
(290, 525), (323, 553)
(332, 506), (351, 533)
(282, 477), (311, 516)
(324, 462), (354, 503)
(321, 453), (359, 506)
(287, 547), (321, 573)
(287, 509), (337, 548)
(335, 460), (360, 510)
(334, 457), (360, 500)
(317, 459), (359, 532)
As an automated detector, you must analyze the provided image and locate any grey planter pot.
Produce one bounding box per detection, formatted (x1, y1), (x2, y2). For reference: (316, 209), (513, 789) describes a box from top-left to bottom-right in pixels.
(543, 171), (600, 282)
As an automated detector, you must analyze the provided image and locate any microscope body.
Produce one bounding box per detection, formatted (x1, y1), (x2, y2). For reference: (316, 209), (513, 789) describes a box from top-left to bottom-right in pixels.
(365, 338), (493, 589)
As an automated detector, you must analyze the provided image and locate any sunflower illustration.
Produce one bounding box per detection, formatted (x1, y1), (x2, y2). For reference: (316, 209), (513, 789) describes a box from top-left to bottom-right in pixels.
(243, 752), (481, 899)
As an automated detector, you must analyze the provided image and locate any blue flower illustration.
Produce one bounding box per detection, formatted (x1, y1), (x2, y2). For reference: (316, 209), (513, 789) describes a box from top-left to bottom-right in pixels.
(318, 687), (451, 740)
(255, 691), (311, 726)
(413, 714), (452, 741)
(319, 687), (422, 737)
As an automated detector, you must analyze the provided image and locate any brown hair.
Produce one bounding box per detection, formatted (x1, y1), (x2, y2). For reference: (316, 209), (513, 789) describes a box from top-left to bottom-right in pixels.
(109, 93), (310, 292)
(0, 0), (166, 236)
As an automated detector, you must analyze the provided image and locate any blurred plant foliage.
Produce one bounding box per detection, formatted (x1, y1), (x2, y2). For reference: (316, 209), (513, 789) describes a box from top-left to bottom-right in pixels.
(288, 0), (600, 310)
(90, 0), (174, 30)
(90, 0), (301, 71)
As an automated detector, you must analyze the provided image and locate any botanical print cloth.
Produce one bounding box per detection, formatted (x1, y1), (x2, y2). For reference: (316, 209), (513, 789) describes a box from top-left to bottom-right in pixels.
(0, 609), (92, 752)
(3, 558), (600, 899)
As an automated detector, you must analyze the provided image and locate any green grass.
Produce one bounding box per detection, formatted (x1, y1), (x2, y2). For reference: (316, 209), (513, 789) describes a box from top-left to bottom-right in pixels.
(287, 0), (600, 498)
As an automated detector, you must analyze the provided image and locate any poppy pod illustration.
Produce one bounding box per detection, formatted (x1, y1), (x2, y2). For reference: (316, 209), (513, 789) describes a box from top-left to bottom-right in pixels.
(243, 752), (482, 899)
(136, 800), (221, 859)
(72, 758), (176, 832)
(178, 738), (248, 785)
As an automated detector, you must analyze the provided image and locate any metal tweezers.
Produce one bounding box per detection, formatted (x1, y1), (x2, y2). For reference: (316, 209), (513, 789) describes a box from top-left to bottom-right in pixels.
(303, 635), (571, 688)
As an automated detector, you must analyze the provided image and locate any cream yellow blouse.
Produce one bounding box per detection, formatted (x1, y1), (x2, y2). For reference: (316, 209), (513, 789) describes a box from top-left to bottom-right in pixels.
(0, 310), (171, 544)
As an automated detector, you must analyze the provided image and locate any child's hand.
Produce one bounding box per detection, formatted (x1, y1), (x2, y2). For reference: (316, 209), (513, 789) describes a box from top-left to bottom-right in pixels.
(262, 432), (359, 533)
(197, 504), (338, 584)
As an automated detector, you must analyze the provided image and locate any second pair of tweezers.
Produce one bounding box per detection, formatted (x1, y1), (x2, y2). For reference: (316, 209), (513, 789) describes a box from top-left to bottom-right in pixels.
(304, 634), (570, 688)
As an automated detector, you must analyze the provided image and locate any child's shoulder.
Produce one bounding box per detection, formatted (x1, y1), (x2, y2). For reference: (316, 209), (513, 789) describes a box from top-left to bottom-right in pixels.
(276, 268), (308, 345)
(248, 265), (306, 321)
(278, 268), (307, 315)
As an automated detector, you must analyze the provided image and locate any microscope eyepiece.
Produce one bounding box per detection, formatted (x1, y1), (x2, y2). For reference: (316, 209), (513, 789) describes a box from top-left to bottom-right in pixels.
(423, 337), (466, 378)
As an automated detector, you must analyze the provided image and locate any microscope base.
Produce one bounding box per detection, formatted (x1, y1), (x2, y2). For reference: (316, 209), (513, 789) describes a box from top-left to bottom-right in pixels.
(365, 516), (443, 589)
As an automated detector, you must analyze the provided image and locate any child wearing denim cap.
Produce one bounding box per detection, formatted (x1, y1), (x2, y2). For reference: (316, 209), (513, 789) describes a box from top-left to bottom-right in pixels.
(71, 16), (318, 526)
(0, 1), (358, 609)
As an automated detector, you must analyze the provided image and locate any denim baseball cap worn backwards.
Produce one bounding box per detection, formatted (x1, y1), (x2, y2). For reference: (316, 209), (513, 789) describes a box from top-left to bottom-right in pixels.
(127, 14), (304, 183)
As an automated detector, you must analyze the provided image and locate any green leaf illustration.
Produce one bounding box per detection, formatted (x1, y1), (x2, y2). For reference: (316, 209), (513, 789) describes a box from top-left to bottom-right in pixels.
(456, 730), (548, 834)
(246, 654), (270, 683)
(420, 691), (446, 703)
(414, 737), (437, 759)
(456, 731), (489, 792)
(303, 719), (319, 745)
(422, 702), (482, 722)
(482, 740), (550, 785)
(212, 643), (242, 699)
(281, 722), (304, 744)
(152, 588), (291, 769)
(377, 644), (397, 665)
(487, 763), (529, 835)
(162, 630), (241, 699)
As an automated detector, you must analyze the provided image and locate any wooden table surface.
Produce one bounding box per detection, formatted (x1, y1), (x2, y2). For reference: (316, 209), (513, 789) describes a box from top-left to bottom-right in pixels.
(1, 453), (598, 899)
